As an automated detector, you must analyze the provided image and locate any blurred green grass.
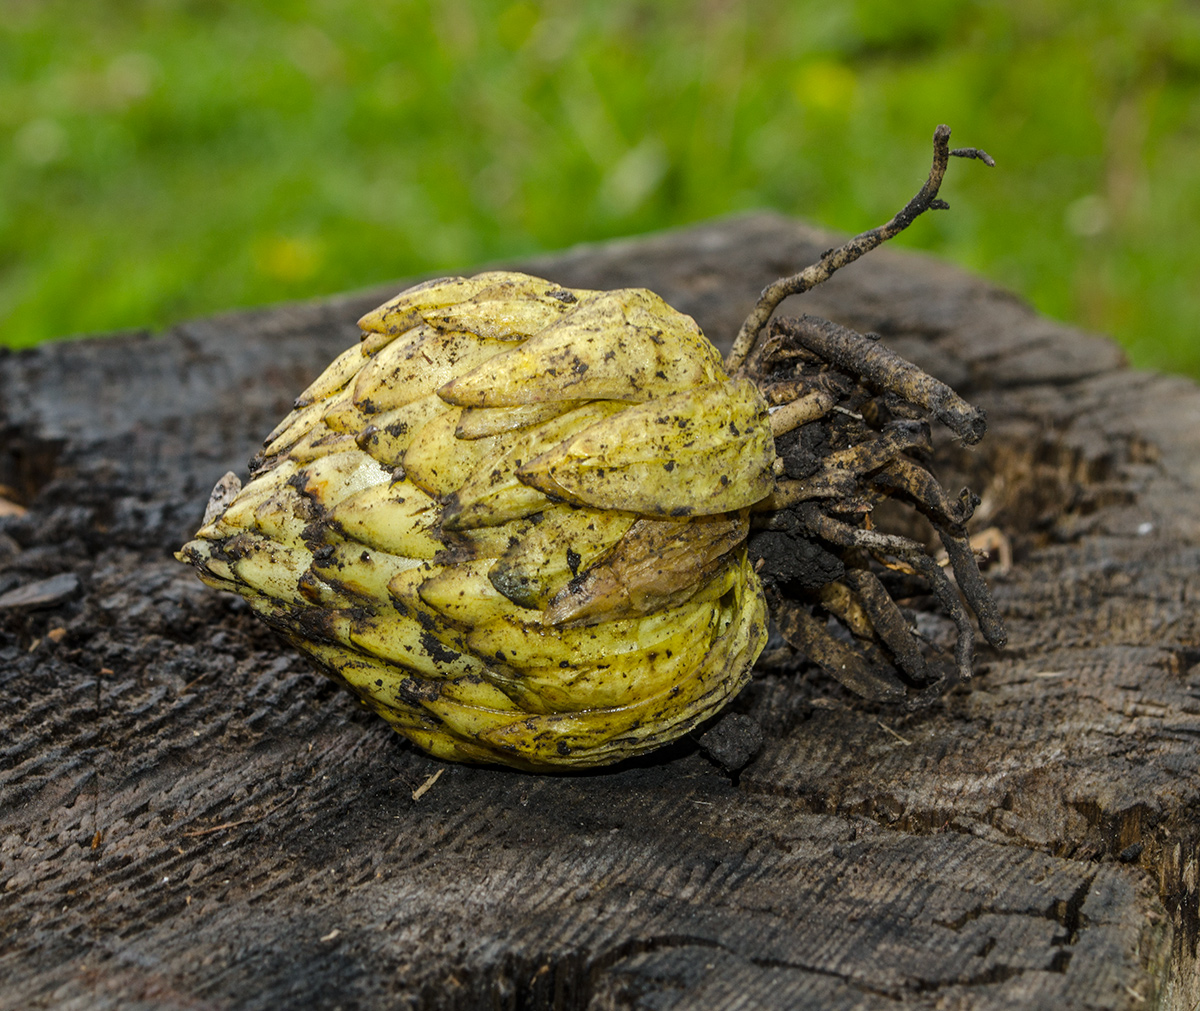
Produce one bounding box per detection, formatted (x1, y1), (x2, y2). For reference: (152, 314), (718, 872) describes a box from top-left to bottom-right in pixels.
(2, 0), (1198, 378)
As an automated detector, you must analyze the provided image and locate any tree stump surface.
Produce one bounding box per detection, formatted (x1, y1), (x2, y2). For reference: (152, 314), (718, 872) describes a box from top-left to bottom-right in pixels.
(2, 213), (1197, 1010)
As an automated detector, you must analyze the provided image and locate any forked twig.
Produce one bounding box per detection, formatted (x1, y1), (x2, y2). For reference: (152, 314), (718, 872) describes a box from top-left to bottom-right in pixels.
(725, 124), (993, 374)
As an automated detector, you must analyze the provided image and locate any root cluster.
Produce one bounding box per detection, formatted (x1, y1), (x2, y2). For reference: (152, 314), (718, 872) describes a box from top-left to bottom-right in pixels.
(732, 126), (1007, 700)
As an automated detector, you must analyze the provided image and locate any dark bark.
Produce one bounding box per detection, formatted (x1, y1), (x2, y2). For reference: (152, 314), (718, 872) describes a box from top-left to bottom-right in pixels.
(3, 213), (1196, 1010)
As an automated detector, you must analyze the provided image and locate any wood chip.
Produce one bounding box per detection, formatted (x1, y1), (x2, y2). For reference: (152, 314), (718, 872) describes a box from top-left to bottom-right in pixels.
(0, 573), (80, 610)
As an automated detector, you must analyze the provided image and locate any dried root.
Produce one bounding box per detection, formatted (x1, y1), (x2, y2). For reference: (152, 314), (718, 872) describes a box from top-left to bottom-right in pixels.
(737, 125), (1006, 700)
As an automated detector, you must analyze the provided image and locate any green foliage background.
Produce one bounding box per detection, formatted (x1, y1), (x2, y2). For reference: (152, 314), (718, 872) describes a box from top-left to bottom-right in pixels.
(2, 0), (1198, 376)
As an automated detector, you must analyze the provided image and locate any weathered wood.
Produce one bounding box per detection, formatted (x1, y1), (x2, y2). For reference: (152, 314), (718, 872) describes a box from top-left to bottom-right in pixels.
(2, 213), (1196, 1009)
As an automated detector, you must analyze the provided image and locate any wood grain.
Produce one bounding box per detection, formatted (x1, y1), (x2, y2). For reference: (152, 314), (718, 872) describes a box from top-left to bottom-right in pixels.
(2, 213), (1194, 1009)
